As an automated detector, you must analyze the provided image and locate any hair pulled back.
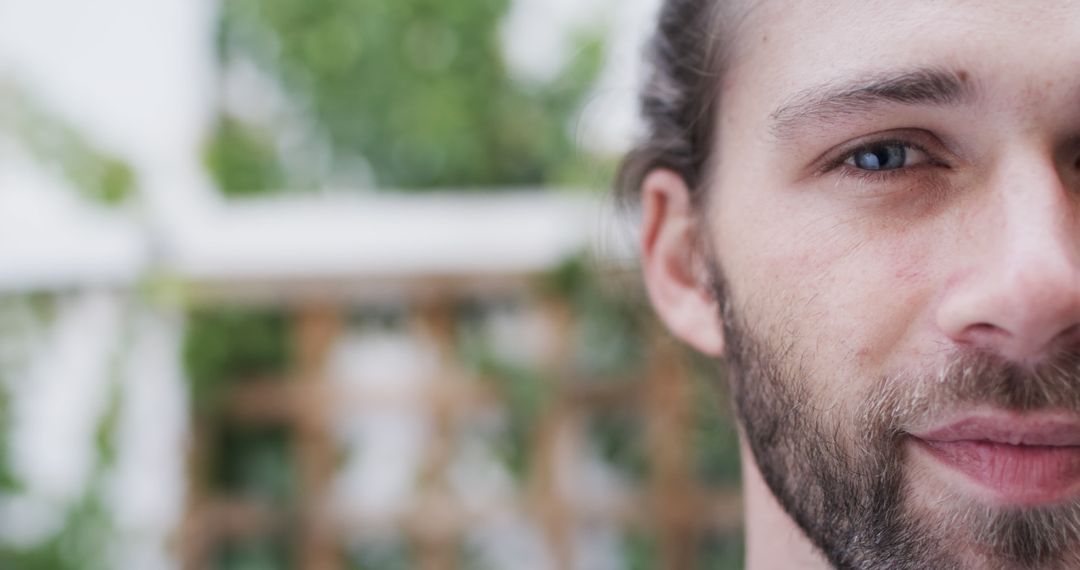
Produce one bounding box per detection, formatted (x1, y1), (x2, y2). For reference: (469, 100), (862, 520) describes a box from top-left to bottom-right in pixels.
(617, 0), (735, 206)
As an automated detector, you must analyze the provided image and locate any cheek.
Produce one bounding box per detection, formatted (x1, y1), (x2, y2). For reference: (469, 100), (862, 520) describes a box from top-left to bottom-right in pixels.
(720, 205), (939, 375)
(843, 241), (937, 366)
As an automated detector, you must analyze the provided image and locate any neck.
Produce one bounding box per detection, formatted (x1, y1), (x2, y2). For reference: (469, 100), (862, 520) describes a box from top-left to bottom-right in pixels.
(740, 443), (831, 569)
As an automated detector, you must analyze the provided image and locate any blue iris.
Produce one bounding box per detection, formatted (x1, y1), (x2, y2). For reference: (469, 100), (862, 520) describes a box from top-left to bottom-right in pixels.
(853, 144), (907, 171)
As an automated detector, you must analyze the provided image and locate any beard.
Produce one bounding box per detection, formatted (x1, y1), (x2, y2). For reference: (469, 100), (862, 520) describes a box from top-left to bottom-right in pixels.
(714, 274), (1080, 569)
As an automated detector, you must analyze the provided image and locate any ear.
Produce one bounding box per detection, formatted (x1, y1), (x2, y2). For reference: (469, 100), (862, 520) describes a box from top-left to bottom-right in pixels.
(640, 169), (725, 357)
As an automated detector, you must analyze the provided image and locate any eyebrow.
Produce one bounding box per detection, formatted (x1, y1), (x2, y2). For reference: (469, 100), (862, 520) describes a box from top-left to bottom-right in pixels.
(768, 68), (976, 141)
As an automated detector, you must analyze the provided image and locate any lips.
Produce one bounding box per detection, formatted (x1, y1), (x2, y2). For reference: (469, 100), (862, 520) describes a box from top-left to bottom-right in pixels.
(910, 414), (1080, 505)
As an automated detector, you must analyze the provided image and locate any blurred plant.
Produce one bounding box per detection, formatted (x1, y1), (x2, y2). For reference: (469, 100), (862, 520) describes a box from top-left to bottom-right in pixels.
(215, 533), (294, 570)
(460, 255), (651, 480)
(213, 425), (296, 504)
(587, 409), (648, 482)
(207, 0), (607, 195)
(203, 116), (289, 198)
(696, 529), (746, 570)
(181, 308), (296, 569)
(542, 256), (649, 377)
(458, 256), (748, 568)
(623, 529), (658, 570)
(624, 527), (744, 570)
(0, 77), (138, 568)
(0, 300), (127, 570)
(0, 296), (52, 497)
(463, 352), (550, 479)
(456, 298), (550, 478)
(183, 308), (292, 415)
(0, 82), (136, 205)
(691, 362), (742, 487)
(346, 537), (412, 570)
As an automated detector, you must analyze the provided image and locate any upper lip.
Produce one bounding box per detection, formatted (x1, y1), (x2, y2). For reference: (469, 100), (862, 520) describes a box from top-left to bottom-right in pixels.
(910, 413), (1080, 447)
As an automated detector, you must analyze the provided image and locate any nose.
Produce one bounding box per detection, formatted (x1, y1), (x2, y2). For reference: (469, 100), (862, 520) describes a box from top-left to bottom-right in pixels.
(935, 152), (1080, 362)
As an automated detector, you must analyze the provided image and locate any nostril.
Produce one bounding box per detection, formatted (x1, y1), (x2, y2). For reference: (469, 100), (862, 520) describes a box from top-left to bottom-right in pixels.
(961, 322), (1010, 348)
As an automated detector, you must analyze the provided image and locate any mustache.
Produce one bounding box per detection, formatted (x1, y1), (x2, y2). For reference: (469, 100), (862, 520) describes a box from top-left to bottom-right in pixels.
(868, 347), (1080, 434)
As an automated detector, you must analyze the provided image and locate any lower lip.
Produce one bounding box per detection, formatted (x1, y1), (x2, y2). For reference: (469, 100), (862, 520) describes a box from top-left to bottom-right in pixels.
(913, 438), (1080, 504)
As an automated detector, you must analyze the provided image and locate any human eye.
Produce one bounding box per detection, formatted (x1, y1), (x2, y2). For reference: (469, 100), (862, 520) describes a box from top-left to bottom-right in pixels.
(815, 132), (950, 186)
(842, 141), (928, 172)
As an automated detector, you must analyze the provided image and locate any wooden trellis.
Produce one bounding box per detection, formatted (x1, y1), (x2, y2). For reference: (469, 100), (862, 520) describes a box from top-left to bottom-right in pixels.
(179, 277), (742, 570)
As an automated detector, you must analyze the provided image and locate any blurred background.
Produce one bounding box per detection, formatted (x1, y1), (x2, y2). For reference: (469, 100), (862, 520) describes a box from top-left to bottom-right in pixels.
(0, 0), (743, 568)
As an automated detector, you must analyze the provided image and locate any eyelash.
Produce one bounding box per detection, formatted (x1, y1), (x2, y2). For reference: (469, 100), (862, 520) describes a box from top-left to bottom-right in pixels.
(823, 138), (942, 183)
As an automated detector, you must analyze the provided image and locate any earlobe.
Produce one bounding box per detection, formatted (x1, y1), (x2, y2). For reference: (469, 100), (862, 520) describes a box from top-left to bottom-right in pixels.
(639, 169), (726, 357)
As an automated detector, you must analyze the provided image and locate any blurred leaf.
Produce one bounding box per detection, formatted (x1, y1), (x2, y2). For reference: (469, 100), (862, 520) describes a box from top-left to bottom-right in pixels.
(213, 424), (296, 503)
(691, 357), (742, 487)
(0, 371), (122, 570)
(456, 300), (552, 478)
(0, 489), (114, 570)
(0, 295), (55, 495)
(94, 379), (124, 469)
(204, 115), (288, 197)
(216, 534), (292, 570)
(183, 308), (292, 414)
(623, 530), (658, 570)
(0, 83), (137, 205)
(587, 410), (648, 481)
(347, 538), (412, 570)
(472, 356), (551, 479)
(0, 387), (21, 495)
(544, 256), (649, 377)
(209, 0), (607, 193)
(697, 530), (746, 570)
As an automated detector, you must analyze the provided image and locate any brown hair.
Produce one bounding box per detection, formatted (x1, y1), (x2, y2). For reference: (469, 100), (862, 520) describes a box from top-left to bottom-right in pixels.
(616, 0), (739, 207)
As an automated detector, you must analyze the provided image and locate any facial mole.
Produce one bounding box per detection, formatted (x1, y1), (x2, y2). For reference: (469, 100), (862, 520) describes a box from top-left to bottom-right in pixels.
(957, 70), (969, 83)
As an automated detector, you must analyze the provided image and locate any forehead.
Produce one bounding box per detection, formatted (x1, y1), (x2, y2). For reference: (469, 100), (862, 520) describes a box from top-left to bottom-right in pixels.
(724, 0), (1080, 117)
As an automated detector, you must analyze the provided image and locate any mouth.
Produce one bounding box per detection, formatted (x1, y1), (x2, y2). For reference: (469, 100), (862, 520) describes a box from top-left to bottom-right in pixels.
(908, 413), (1080, 506)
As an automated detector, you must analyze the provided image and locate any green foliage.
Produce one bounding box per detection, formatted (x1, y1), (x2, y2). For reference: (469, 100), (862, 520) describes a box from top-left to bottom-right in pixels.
(457, 302), (551, 478)
(623, 530), (657, 570)
(0, 84), (136, 205)
(0, 387), (22, 495)
(459, 256), (652, 480)
(543, 256), (649, 377)
(347, 538), (412, 570)
(213, 425), (296, 503)
(181, 308), (295, 567)
(0, 492), (115, 570)
(183, 308), (292, 414)
(216, 534), (293, 570)
(474, 358), (551, 478)
(94, 382), (124, 474)
(586, 409), (648, 482)
(0, 295), (55, 495)
(0, 348), (124, 570)
(692, 369), (742, 486)
(204, 116), (288, 197)
(697, 530), (746, 570)
(209, 0), (606, 194)
(624, 529), (744, 570)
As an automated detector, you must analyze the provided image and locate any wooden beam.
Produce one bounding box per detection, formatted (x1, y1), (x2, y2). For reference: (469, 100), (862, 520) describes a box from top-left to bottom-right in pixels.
(293, 304), (344, 570)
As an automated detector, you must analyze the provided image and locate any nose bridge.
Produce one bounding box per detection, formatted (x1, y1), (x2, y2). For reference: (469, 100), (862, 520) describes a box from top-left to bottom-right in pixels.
(994, 151), (1080, 286)
(938, 148), (1080, 359)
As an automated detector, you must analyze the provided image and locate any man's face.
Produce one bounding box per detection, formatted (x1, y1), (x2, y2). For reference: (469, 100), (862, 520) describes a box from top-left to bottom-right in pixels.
(702, 1), (1080, 567)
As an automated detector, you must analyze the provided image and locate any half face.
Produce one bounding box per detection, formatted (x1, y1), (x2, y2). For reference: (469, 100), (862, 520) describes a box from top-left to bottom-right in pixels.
(652, 1), (1080, 568)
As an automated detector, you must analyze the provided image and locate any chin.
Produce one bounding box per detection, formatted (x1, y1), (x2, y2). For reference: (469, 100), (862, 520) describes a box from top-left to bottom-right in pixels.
(900, 448), (1080, 570)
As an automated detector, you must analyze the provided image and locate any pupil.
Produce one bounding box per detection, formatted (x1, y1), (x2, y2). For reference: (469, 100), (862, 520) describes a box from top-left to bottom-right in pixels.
(855, 145), (905, 170)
